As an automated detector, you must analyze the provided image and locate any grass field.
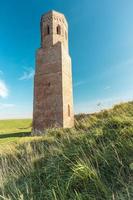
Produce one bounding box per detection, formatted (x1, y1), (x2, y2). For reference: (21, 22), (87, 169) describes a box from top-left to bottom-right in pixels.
(0, 119), (32, 148)
(0, 102), (133, 199)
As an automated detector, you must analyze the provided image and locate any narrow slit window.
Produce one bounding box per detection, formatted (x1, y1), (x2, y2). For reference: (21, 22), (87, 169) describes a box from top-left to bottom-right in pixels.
(68, 104), (70, 117)
(57, 25), (61, 35)
(65, 31), (67, 40)
(47, 25), (50, 35)
(44, 25), (50, 36)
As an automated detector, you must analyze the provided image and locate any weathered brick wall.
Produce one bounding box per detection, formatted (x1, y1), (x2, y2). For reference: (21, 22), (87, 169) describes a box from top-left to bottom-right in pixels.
(61, 44), (74, 128)
(33, 11), (74, 133)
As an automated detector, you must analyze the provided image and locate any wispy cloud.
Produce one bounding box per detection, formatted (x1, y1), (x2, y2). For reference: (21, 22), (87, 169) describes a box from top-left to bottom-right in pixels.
(19, 68), (34, 80)
(0, 80), (9, 98)
(0, 103), (15, 109)
(104, 86), (111, 90)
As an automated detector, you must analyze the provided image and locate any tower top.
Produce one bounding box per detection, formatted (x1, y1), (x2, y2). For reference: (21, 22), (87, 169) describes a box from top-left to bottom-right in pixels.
(40, 10), (69, 50)
(41, 10), (68, 28)
(42, 10), (65, 16)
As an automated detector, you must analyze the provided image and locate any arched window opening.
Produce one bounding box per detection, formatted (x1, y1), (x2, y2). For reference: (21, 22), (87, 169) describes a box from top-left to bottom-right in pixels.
(68, 104), (70, 117)
(44, 25), (50, 36)
(57, 25), (61, 35)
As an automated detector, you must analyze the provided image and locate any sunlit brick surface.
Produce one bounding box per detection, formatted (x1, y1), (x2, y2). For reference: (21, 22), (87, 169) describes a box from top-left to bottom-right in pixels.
(33, 11), (74, 132)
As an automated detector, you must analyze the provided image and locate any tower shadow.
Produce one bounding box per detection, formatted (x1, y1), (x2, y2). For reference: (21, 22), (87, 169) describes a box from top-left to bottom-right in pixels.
(0, 132), (31, 139)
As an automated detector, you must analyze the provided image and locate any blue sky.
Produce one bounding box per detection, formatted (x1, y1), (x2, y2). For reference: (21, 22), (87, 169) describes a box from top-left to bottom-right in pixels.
(0, 0), (133, 119)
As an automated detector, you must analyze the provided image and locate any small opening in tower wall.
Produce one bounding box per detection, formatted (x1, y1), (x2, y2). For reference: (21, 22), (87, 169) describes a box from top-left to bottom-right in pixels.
(57, 25), (61, 35)
(68, 104), (70, 117)
(44, 25), (50, 36)
(47, 25), (50, 35)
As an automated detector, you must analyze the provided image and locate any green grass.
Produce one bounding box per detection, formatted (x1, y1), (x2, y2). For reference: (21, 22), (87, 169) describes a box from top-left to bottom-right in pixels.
(0, 102), (133, 199)
(0, 119), (31, 133)
(0, 119), (32, 146)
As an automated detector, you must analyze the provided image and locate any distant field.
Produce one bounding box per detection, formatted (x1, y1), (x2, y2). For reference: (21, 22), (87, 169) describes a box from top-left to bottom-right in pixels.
(0, 119), (32, 146)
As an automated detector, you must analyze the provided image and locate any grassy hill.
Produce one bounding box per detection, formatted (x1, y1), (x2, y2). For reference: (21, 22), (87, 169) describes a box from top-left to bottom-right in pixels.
(0, 102), (133, 200)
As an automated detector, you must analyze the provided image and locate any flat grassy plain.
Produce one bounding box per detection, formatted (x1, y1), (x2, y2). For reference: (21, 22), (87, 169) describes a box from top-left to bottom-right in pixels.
(0, 119), (32, 148)
(0, 119), (31, 134)
(0, 102), (133, 199)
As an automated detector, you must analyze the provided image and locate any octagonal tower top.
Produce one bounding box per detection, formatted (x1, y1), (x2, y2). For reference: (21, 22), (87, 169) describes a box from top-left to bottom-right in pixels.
(40, 10), (69, 51)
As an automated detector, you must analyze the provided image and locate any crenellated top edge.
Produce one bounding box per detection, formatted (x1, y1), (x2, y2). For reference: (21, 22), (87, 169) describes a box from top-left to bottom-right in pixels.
(41, 10), (68, 27)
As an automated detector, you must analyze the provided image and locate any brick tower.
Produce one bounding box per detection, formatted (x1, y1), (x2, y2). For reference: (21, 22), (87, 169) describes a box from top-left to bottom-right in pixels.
(33, 10), (74, 133)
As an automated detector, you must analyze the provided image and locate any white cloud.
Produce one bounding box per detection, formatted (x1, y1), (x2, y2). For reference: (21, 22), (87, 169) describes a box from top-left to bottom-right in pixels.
(19, 68), (35, 80)
(0, 103), (15, 109)
(0, 80), (9, 98)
